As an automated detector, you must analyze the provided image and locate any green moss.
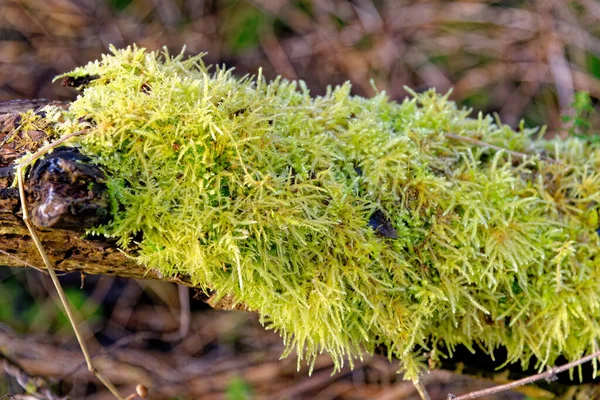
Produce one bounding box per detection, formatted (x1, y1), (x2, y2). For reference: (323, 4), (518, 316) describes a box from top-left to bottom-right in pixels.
(38, 46), (600, 379)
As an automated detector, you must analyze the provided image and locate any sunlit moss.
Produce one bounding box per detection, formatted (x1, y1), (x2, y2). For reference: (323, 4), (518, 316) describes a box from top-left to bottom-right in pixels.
(36, 45), (600, 380)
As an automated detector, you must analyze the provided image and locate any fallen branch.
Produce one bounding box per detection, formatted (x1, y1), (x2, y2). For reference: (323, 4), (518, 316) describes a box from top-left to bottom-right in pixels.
(1, 72), (599, 398)
(448, 350), (600, 399)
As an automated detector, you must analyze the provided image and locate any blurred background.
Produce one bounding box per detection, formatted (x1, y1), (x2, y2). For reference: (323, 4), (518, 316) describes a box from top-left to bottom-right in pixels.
(0, 0), (599, 399)
(1, 0), (600, 130)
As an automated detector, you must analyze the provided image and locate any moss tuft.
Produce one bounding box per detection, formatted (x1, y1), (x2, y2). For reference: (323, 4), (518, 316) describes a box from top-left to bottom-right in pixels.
(37, 45), (600, 379)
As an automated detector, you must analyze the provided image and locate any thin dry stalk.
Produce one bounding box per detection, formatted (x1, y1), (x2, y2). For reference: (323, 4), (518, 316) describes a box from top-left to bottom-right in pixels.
(448, 350), (600, 399)
(16, 130), (125, 400)
(414, 378), (432, 400)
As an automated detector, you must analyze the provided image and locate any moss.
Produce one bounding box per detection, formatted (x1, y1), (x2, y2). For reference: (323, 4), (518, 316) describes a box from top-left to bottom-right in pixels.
(35, 45), (600, 379)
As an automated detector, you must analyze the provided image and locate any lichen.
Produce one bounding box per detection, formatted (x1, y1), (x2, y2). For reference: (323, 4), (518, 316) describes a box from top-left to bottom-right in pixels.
(33, 45), (600, 379)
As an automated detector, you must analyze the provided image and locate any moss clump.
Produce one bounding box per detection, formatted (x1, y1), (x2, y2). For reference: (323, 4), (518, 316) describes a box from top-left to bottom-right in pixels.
(38, 46), (600, 379)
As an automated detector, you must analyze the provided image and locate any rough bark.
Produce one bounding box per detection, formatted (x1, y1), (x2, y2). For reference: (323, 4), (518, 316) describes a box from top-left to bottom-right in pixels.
(0, 99), (195, 288)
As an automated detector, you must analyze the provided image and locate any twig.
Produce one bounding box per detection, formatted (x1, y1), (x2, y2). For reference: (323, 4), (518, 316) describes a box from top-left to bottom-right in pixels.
(447, 349), (600, 400)
(16, 130), (125, 400)
(0, 249), (47, 274)
(413, 378), (432, 400)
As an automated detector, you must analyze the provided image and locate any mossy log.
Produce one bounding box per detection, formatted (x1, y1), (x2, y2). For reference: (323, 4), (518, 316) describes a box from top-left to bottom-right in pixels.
(4, 47), (600, 389)
(1, 99), (599, 395)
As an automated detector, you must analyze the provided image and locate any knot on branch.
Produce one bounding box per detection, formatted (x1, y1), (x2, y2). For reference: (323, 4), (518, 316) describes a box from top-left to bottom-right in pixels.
(28, 147), (109, 230)
(545, 366), (560, 383)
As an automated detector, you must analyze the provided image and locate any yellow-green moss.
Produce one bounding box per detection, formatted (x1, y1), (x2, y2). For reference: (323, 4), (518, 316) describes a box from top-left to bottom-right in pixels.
(37, 46), (600, 379)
